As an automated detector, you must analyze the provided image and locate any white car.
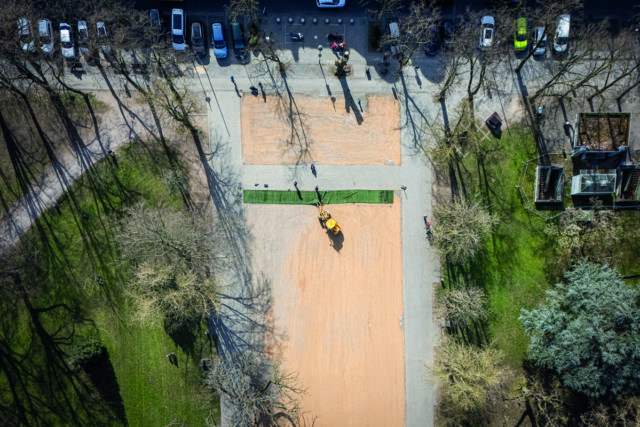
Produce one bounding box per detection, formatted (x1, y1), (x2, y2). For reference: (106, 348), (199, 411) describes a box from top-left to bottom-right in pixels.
(317, 0), (346, 8)
(59, 23), (75, 59)
(17, 18), (35, 53)
(211, 23), (227, 59)
(171, 9), (186, 51)
(96, 22), (111, 55)
(479, 16), (495, 50)
(553, 14), (570, 53)
(533, 27), (547, 56)
(38, 19), (54, 54)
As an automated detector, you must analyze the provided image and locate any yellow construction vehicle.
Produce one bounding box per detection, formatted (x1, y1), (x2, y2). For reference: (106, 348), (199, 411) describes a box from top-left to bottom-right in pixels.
(317, 205), (341, 235)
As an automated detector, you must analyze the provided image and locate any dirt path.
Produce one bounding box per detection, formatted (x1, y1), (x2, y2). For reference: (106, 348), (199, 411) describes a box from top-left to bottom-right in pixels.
(247, 200), (405, 426)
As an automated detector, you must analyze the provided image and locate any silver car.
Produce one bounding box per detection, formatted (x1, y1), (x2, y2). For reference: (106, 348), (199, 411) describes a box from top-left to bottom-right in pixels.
(533, 27), (547, 56)
(97, 22), (111, 55)
(18, 18), (35, 53)
(59, 23), (75, 59)
(38, 19), (54, 54)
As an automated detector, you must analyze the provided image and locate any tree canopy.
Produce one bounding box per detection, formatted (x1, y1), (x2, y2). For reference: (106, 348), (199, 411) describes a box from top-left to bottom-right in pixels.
(520, 260), (640, 398)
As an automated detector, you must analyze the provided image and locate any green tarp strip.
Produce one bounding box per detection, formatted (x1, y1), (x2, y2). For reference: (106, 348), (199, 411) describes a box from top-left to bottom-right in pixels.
(243, 190), (394, 205)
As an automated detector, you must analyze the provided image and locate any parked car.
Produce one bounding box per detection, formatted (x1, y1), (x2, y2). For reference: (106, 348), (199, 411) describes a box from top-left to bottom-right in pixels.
(190, 22), (206, 57)
(231, 22), (245, 58)
(316, 0), (346, 8)
(514, 17), (527, 51)
(150, 9), (162, 30)
(211, 23), (227, 59)
(96, 22), (111, 55)
(479, 15), (495, 50)
(388, 21), (401, 56)
(533, 27), (547, 56)
(171, 9), (186, 51)
(17, 19), (35, 53)
(59, 23), (75, 59)
(77, 21), (90, 56)
(38, 19), (54, 54)
(426, 25), (440, 55)
(149, 9), (164, 43)
(553, 14), (570, 53)
(440, 20), (453, 51)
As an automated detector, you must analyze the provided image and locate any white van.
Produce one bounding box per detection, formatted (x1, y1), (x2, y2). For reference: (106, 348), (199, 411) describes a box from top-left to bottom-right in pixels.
(553, 14), (570, 53)
(388, 22), (400, 55)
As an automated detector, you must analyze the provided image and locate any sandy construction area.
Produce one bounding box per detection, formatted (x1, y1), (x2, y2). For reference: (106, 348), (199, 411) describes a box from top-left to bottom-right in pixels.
(247, 200), (404, 426)
(241, 95), (401, 166)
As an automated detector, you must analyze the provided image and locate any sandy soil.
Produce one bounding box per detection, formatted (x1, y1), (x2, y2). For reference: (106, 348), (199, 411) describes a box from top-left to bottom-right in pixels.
(247, 199), (405, 426)
(241, 95), (401, 166)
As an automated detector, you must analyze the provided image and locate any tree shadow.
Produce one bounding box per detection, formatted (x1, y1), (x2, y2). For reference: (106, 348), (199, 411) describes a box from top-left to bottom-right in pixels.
(165, 319), (198, 357)
(260, 61), (313, 166)
(398, 71), (430, 153)
(0, 265), (123, 425)
(337, 76), (363, 125)
(76, 341), (128, 424)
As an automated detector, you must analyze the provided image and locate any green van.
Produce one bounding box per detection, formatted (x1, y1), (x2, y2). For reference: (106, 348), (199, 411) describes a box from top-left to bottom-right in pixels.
(231, 22), (245, 58)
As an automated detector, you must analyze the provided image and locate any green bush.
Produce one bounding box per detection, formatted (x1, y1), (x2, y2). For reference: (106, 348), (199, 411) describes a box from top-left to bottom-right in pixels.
(69, 337), (106, 368)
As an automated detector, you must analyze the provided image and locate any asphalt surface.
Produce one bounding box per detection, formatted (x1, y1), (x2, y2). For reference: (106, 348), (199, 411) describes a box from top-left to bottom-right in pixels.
(134, 0), (637, 20)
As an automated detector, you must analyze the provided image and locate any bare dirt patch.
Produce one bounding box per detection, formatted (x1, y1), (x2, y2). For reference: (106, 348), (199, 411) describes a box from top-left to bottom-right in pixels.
(241, 95), (401, 166)
(247, 199), (404, 426)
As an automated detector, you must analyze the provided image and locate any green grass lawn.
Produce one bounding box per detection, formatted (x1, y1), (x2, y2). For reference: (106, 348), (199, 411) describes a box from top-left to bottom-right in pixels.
(460, 127), (555, 366)
(5, 143), (219, 425)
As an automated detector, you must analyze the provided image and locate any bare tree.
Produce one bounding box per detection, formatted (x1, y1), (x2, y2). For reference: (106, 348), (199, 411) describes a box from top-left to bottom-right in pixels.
(436, 9), (507, 104)
(431, 340), (508, 426)
(380, 1), (441, 71)
(359, 0), (402, 22)
(114, 204), (221, 332)
(433, 199), (499, 265)
(531, 20), (611, 102)
(206, 352), (304, 427)
(440, 288), (488, 331)
(423, 99), (480, 167)
(513, 0), (583, 73)
(225, 0), (260, 25)
(543, 200), (621, 268)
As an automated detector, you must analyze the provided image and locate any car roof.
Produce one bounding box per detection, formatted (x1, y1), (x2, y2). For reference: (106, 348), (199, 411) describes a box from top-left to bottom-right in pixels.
(39, 20), (49, 34)
(60, 29), (71, 42)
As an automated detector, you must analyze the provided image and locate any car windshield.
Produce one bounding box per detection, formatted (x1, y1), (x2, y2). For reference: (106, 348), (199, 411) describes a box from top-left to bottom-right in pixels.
(173, 34), (184, 44)
(484, 29), (493, 39)
(214, 39), (225, 48)
(516, 34), (526, 42)
(557, 36), (568, 45)
(62, 41), (72, 49)
(320, 0), (339, 4)
(98, 27), (106, 37)
(39, 34), (50, 44)
(538, 39), (546, 48)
